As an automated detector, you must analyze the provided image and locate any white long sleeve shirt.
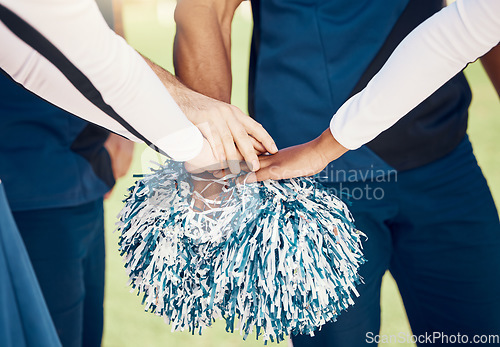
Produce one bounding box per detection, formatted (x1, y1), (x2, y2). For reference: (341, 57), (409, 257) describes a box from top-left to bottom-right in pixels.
(330, 0), (500, 150)
(0, 0), (203, 161)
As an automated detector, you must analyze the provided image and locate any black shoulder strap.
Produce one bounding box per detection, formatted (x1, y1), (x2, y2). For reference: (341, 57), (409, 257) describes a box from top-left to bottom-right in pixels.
(348, 0), (445, 98)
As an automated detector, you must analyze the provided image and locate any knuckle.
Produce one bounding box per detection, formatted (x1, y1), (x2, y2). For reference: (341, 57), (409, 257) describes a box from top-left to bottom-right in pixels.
(220, 131), (233, 143)
(235, 128), (248, 139)
(240, 144), (255, 156)
(215, 141), (225, 150)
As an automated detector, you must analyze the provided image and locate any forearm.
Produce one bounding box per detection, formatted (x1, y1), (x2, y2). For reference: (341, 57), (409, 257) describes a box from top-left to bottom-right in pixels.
(142, 55), (189, 103)
(0, 0), (202, 161)
(480, 44), (500, 97)
(174, 0), (241, 102)
(142, 54), (225, 119)
(330, 0), (500, 150)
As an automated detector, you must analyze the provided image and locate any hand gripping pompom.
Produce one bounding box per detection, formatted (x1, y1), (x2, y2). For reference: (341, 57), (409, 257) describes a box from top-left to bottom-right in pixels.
(117, 161), (365, 343)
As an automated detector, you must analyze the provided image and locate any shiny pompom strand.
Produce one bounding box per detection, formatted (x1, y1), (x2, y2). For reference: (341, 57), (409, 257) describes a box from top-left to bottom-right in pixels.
(117, 161), (365, 343)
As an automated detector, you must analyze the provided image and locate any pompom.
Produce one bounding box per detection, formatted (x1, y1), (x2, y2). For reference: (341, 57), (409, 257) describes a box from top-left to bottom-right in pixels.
(117, 161), (365, 343)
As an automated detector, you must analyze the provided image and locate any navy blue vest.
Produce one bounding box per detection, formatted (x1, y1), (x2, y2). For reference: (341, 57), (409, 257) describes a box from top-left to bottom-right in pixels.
(249, 0), (472, 181)
(0, 74), (113, 211)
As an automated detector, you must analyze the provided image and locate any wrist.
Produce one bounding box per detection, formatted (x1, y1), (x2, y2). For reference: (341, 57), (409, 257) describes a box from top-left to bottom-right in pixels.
(313, 129), (349, 166)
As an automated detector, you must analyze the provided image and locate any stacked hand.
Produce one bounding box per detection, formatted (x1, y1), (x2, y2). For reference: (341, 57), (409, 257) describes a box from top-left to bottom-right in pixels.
(176, 88), (278, 174)
(250, 129), (348, 182)
(209, 129), (349, 183)
(143, 56), (277, 174)
(144, 56), (347, 182)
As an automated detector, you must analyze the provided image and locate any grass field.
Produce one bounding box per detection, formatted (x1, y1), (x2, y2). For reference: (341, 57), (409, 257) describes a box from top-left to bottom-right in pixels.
(101, 2), (500, 346)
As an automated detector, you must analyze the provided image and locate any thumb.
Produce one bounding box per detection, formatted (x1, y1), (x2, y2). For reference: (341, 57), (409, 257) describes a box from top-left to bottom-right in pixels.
(246, 166), (275, 183)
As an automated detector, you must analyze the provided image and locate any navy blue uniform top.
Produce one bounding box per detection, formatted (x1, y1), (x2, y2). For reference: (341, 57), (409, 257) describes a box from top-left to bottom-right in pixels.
(0, 74), (114, 211)
(249, 0), (472, 181)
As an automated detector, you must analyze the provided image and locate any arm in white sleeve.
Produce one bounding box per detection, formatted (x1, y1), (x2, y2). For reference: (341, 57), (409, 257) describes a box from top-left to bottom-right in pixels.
(330, 0), (500, 150)
(0, 0), (202, 161)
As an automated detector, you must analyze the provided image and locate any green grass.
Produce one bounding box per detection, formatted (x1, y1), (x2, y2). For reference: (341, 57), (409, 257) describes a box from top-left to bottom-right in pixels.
(101, 2), (500, 346)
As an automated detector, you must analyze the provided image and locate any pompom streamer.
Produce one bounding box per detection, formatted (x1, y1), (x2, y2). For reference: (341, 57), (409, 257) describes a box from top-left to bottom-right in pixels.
(117, 161), (365, 343)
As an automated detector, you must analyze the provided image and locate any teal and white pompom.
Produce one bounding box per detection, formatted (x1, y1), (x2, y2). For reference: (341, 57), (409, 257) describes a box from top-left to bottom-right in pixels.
(117, 161), (365, 343)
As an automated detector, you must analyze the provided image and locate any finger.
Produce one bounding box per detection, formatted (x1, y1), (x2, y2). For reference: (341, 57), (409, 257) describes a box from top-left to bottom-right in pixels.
(209, 126), (226, 164)
(239, 161), (252, 173)
(239, 114), (278, 154)
(212, 168), (231, 179)
(212, 158), (250, 179)
(251, 167), (276, 183)
(213, 121), (241, 174)
(256, 152), (279, 170)
(196, 121), (226, 163)
(237, 171), (258, 184)
(250, 164), (306, 183)
(227, 114), (260, 171)
(250, 136), (267, 154)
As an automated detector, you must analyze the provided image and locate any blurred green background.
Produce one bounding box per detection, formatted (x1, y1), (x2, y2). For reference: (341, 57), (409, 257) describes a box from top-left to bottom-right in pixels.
(101, 1), (500, 346)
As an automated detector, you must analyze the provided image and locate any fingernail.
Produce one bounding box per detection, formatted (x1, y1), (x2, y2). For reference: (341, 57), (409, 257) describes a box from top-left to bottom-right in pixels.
(251, 160), (260, 171)
(230, 162), (241, 175)
(271, 143), (278, 153)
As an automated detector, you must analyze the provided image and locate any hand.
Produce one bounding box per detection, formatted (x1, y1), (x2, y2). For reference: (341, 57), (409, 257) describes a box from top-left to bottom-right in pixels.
(248, 129), (349, 182)
(142, 56), (278, 174)
(104, 133), (135, 198)
(174, 88), (278, 174)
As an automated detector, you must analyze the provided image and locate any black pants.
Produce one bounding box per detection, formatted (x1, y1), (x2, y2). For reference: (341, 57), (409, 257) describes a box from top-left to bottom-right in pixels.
(14, 198), (105, 347)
